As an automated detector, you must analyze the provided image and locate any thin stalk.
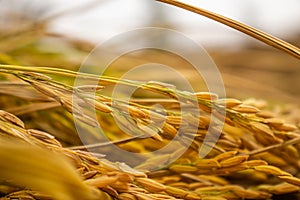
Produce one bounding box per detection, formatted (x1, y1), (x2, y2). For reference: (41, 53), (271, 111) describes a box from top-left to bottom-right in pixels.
(157, 0), (300, 60)
(0, 64), (140, 88)
(247, 137), (300, 156)
(0, 64), (193, 101)
(68, 135), (144, 150)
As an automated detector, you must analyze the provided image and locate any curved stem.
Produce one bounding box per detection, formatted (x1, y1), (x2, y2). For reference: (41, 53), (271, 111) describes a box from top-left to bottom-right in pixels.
(157, 0), (300, 60)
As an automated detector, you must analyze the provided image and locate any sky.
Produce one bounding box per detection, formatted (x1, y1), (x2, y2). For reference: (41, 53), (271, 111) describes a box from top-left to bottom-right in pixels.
(46, 0), (300, 47)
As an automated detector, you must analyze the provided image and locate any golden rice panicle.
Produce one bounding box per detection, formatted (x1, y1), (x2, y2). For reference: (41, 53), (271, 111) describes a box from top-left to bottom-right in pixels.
(219, 155), (249, 168)
(195, 92), (218, 101)
(165, 185), (201, 199)
(278, 176), (300, 186)
(257, 183), (300, 195)
(214, 151), (238, 162)
(135, 177), (166, 192)
(231, 105), (260, 114)
(84, 175), (119, 188)
(215, 98), (242, 108)
(254, 165), (289, 177)
(169, 164), (198, 173)
(0, 110), (25, 128)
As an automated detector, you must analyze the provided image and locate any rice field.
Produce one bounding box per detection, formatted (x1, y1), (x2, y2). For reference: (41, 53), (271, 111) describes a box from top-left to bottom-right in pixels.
(0, 1), (300, 200)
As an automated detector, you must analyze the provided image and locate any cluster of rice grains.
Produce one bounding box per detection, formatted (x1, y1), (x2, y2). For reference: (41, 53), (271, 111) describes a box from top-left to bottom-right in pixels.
(0, 69), (300, 200)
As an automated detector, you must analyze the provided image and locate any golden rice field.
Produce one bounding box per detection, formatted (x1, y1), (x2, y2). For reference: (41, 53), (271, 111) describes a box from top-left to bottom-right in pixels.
(0, 1), (300, 200)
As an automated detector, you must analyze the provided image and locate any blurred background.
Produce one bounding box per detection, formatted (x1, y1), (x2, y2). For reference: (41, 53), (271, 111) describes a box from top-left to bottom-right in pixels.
(0, 0), (299, 103)
(48, 0), (300, 47)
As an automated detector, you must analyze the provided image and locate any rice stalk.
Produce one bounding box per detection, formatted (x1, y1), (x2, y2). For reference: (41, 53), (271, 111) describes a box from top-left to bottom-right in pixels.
(156, 0), (300, 60)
